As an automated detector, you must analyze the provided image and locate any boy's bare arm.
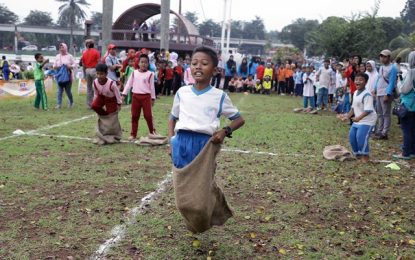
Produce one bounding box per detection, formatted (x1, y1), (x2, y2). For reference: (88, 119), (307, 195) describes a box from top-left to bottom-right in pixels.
(212, 116), (245, 144)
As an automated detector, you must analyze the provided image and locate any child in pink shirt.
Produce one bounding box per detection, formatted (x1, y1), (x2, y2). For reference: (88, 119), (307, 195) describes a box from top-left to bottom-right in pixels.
(123, 54), (157, 140)
(91, 63), (122, 116)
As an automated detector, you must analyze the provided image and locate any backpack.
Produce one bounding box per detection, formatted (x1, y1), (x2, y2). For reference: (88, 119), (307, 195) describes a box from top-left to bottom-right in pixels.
(55, 65), (70, 84)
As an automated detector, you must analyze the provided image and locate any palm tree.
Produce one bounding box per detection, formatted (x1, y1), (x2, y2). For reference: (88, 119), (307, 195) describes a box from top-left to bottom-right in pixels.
(56, 0), (90, 51)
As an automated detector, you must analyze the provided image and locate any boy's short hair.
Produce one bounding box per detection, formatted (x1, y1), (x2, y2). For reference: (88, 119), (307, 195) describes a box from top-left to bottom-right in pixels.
(34, 53), (42, 60)
(139, 53), (149, 63)
(192, 46), (218, 67)
(355, 72), (368, 82)
(324, 59), (330, 63)
(96, 63), (108, 73)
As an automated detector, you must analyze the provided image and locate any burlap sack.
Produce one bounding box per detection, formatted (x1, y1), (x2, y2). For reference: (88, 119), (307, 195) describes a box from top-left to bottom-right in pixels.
(135, 134), (169, 146)
(173, 140), (233, 233)
(323, 145), (354, 161)
(94, 112), (122, 145)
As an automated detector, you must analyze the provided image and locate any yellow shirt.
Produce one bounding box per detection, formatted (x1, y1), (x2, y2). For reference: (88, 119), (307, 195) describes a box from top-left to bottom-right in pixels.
(264, 68), (273, 80)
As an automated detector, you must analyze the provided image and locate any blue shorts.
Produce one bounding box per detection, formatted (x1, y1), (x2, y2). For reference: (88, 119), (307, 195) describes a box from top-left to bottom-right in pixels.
(171, 130), (211, 169)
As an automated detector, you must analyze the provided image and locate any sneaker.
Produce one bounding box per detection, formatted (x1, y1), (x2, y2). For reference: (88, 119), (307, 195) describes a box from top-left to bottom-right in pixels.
(128, 136), (136, 141)
(69, 103), (74, 108)
(392, 154), (412, 160)
(55, 105), (61, 109)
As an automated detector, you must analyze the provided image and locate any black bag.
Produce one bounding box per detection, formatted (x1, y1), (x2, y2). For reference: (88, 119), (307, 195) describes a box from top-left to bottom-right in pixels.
(392, 102), (408, 118)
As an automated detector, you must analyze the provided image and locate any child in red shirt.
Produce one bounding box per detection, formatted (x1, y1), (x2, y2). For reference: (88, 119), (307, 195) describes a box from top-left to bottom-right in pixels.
(163, 61), (174, 96)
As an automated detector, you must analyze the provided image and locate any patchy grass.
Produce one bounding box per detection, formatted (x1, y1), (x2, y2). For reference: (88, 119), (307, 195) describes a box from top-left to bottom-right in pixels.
(0, 89), (414, 259)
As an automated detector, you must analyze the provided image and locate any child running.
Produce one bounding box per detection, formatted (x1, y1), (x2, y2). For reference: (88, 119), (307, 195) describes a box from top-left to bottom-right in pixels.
(123, 54), (157, 141)
(33, 53), (49, 110)
(339, 72), (377, 162)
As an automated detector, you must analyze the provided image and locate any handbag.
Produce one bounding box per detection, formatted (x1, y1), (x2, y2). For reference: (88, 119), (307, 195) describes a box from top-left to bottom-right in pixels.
(55, 64), (70, 84)
(392, 101), (408, 118)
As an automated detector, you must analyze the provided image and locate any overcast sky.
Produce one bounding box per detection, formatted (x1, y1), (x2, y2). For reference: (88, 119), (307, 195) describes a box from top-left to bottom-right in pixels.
(1, 0), (407, 31)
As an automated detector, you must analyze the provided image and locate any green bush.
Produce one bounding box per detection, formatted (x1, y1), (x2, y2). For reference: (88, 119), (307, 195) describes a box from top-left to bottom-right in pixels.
(23, 70), (34, 80)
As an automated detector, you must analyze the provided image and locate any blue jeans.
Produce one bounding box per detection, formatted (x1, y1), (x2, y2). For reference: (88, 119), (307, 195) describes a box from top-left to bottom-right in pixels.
(171, 130), (211, 169)
(303, 96), (315, 108)
(400, 112), (415, 156)
(57, 81), (73, 106)
(349, 124), (373, 156)
(317, 87), (328, 107)
(342, 93), (351, 113)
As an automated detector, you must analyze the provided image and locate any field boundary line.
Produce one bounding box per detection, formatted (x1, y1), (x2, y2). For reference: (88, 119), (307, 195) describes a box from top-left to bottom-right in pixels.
(90, 174), (172, 259)
(0, 114), (95, 142)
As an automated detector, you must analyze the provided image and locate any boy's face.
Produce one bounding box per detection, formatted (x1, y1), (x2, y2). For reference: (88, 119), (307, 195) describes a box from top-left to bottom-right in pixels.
(96, 71), (107, 83)
(139, 57), (149, 70)
(128, 59), (134, 67)
(191, 52), (216, 84)
(36, 55), (44, 63)
(354, 76), (366, 90)
(324, 61), (329, 68)
(306, 67), (311, 73)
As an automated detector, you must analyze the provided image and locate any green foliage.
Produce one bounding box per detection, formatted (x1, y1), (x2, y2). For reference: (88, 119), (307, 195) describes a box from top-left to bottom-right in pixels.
(400, 0), (415, 33)
(22, 70), (34, 80)
(243, 16), (266, 40)
(0, 3), (19, 24)
(90, 11), (102, 31)
(23, 10), (54, 26)
(184, 11), (198, 26)
(389, 35), (411, 50)
(280, 18), (319, 51)
(271, 47), (303, 63)
(198, 19), (221, 37)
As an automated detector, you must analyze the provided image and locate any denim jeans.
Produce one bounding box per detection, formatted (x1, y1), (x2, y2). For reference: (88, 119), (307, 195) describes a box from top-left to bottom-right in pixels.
(342, 93), (351, 113)
(317, 87), (329, 107)
(303, 96), (315, 108)
(57, 81), (73, 106)
(349, 123), (373, 156)
(400, 111), (415, 156)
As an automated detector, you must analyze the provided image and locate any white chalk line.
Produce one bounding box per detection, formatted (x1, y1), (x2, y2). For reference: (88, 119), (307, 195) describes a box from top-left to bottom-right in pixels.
(90, 174), (172, 259)
(0, 114), (95, 142)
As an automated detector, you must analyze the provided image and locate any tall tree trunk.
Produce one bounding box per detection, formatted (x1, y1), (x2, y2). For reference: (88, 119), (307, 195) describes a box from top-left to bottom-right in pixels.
(70, 9), (74, 55)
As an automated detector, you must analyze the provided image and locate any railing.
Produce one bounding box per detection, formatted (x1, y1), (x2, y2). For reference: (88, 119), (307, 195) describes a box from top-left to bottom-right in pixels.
(111, 29), (215, 47)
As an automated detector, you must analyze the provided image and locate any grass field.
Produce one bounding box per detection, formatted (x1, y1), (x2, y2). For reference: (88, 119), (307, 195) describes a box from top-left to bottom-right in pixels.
(0, 84), (414, 259)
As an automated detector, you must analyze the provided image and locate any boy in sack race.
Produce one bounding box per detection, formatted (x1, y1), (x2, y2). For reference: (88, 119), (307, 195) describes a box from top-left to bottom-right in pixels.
(91, 63), (123, 145)
(168, 46), (245, 233)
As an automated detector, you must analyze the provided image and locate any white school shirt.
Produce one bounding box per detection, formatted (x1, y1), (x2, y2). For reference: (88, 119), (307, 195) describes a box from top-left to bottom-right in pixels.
(302, 72), (315, 97)
(352, 89), (377, 126)
(316, 66), (332, 88)
(170, 85), (240, 135)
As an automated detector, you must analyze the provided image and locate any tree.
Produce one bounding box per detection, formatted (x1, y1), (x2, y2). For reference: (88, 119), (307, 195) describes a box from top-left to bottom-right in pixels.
(198, 19), (221, 37)
(279, 18), (319, 51)
(184, 11), (198, 26)
(243, 16), (266, 40)
(56, 0), (90, 50)
(0, 4), (19, 24)
(230, 20), (244, 38)
(23, 11), (54, 26)
(90, 11), (102, 30)
(401, 0), (415, 33)
(378, 17), (404, 44)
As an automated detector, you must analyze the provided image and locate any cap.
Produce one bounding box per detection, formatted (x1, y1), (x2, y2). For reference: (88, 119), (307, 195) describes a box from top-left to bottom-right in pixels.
(379, 49), (391, 57)
(107, 44), (116, 50)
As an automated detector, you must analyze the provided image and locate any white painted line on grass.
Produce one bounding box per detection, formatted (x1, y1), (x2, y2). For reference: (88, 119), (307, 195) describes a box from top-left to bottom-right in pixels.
(90, 175), (172, 259)
(26, 114), (95, 134)
(0, 114), (95, 142)
(221, 147), (316, 158)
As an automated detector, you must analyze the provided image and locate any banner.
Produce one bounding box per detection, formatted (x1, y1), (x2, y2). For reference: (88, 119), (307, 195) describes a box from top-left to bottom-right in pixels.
(0, 78), (53, 99)
(78, 78), (87, 95)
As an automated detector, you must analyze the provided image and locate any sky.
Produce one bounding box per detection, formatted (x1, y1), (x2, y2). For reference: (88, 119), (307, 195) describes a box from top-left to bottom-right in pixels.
(1, 0), (408, 31)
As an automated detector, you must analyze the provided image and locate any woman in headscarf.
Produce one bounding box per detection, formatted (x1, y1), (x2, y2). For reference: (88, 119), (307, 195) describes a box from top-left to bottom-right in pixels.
(393, 51), (415, 160)
(365, 60), (378, 94)
(53, 42), (76, 109)
(238, 57), (249, 80)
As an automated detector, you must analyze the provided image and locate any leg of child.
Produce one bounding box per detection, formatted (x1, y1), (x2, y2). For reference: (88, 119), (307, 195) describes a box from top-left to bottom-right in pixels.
(91, 95), (108, 116)
(356, 124), (372, 162)
(310, 96), (316, 109)
(303, 96), (309, 108)
(34, 80), (42, 109)
(142, 94), (155, 134)
(349, 124), (359, 156)
(130, 94), (143, 138)
(40, 81), (48, 110)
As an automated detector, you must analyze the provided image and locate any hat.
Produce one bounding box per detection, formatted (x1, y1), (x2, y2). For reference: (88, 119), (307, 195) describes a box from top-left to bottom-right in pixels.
(379, 49), (391, 57)
(107, 44), (116, 50)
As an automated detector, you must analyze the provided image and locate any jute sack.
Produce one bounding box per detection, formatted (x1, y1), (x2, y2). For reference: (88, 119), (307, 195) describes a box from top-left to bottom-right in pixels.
(173, 140), (233, 233)
(95, 112), (122, 144)
(323, 145), (354, 161)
